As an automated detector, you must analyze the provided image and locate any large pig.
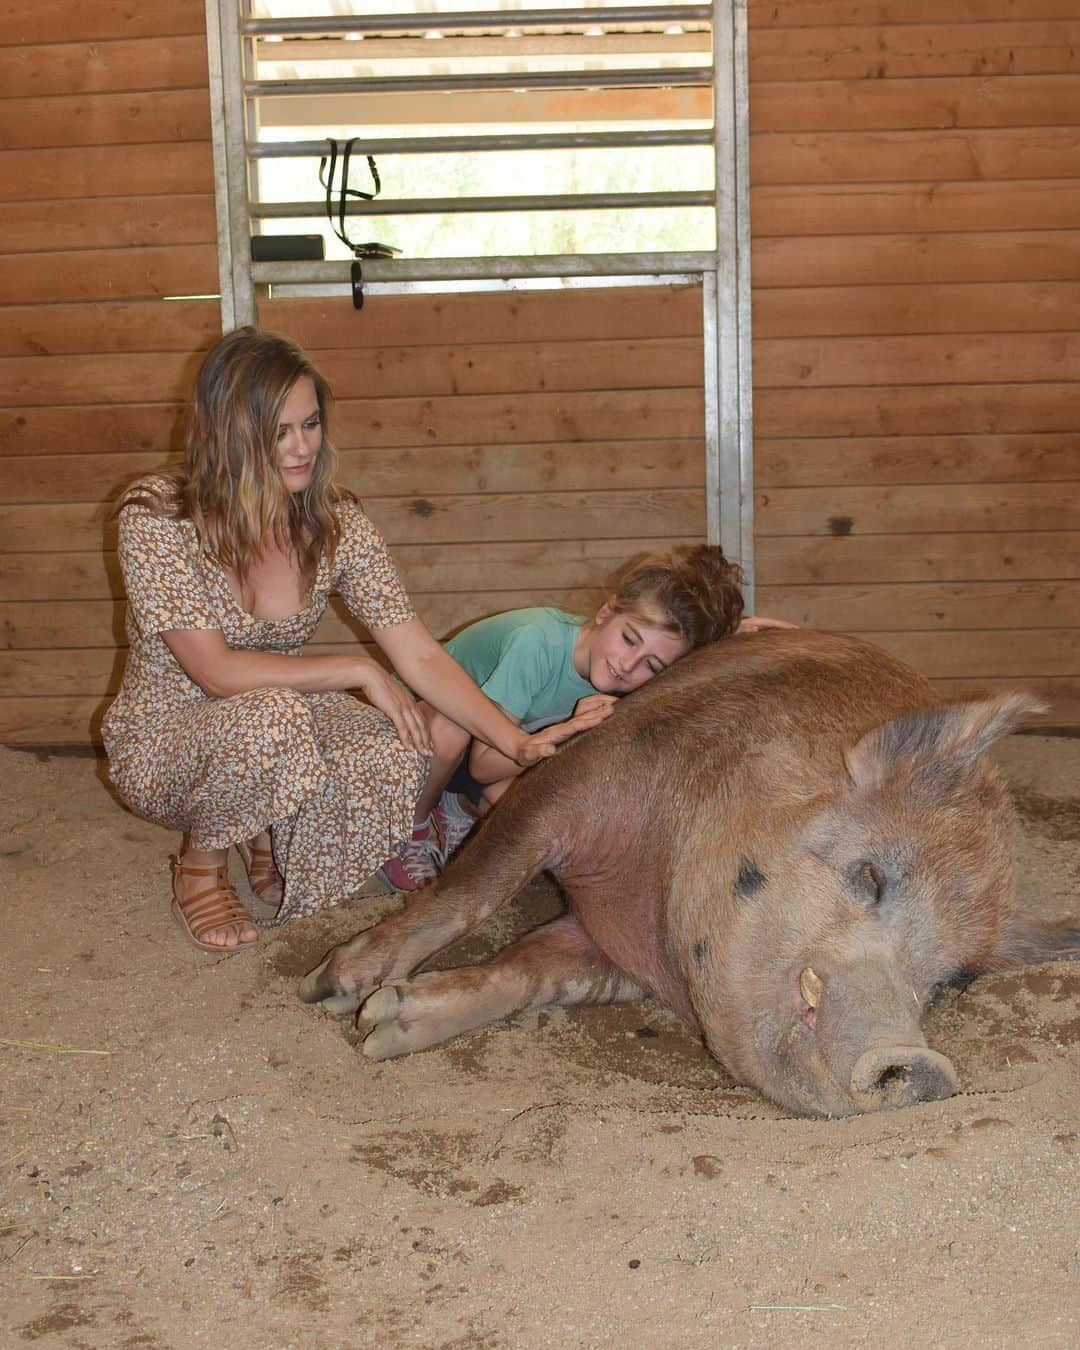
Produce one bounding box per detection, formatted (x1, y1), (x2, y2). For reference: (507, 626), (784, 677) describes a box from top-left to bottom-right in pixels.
(299, 630), (1078, 1116)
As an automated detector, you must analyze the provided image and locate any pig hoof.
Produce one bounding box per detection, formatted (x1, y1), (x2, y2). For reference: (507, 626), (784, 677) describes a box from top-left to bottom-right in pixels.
(357, 982), (414, 1060)
(297, 957), (362, 1015)
(322, 989), (364, 1016)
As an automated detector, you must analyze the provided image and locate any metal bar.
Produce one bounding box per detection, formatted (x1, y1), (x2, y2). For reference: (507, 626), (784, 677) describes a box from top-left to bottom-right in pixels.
(203, 0), (235, 332)
(206, 0), (256, 330)
(733, 0), (755, 605)
(702, 267), (721, 552)
(245, 8), (713, 37)
(251, 129), (714, 159)
(271, 274), (705, 299)
(241, 0), (263, 314)
(251, 253), (715, 285)
(253, 191), (712, 219)
(708, 0), (753, 597)
(227, 2), (257, 327)
(247, 67), (713, 98)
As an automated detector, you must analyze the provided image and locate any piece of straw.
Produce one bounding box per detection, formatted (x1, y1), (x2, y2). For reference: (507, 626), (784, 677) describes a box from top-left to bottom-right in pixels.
(0, 1037), (115, 1057)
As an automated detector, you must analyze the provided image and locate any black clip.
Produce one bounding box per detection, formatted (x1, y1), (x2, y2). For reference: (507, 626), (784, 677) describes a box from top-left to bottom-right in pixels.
(351, 259), (364, 310)
(354, 242), (400, 260)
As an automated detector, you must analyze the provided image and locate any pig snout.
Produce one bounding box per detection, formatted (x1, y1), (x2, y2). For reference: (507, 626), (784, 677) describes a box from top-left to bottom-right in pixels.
(849, 1045), (957, 1112)
(741, 951), (960, 1117)
(806, 954), (958, 1115)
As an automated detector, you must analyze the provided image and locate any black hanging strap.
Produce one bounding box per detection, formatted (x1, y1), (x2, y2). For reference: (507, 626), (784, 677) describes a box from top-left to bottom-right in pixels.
(318, 137), (400, 260)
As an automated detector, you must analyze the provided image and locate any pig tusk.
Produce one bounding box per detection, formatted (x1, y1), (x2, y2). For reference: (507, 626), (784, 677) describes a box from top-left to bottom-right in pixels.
(800, 967), (824, 1008)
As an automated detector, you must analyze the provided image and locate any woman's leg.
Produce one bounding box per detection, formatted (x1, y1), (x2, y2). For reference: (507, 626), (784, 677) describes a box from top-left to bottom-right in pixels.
(412, 702), (470, 823)
(378, 702), (471, 890)
(237, 829), (284, 909)
(171, 686), (326, 943)
(172, 840), (257, 948)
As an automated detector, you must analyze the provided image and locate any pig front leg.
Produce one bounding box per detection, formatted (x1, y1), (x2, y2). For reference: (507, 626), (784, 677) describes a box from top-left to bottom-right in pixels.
(357, 914), (645, 1059)
(299, 825), (554, 1014)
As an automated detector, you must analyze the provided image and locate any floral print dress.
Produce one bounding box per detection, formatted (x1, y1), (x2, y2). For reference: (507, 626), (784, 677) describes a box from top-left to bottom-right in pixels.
(102, 483), (426, 924)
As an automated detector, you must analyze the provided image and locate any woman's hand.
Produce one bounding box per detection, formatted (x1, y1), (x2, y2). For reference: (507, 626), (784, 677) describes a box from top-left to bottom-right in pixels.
(355, 660), (433, 756)
(511, 697), (616, 767)
(737, 615), (798, 633)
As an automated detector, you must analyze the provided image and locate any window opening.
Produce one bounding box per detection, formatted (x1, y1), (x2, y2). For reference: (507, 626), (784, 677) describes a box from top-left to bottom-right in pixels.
(204, 1), (753, 590)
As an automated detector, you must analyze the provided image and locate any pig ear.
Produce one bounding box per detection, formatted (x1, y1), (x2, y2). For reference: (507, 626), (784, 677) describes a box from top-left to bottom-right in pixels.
(845, 692), (1047, 791)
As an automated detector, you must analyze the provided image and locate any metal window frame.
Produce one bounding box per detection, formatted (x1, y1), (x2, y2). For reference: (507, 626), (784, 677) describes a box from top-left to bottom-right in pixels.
(203, 1), (754, 601)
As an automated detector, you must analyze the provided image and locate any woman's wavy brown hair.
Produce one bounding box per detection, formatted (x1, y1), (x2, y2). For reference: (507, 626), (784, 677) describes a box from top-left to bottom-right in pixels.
(606, 544), (746, 650)
(119, 327), (350, 589)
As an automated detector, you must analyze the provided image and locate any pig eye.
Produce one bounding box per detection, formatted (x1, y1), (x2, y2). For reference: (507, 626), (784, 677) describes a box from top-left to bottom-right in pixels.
(853, 860), (886, 905)
(927, 968), (978, 1001)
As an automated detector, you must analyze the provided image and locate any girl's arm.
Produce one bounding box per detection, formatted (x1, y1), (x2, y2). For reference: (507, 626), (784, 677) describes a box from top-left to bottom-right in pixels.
(163, 628), (432, 753)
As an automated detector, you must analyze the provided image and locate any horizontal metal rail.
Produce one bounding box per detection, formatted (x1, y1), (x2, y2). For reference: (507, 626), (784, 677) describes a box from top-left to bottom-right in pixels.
(251, 251), (714, 285)
(245, 8), (713, 38)
(248, 65), (712, 98)
(254, 189), (712, 218)
(250, 128), (713, 158)
(270, 275), (706, 299)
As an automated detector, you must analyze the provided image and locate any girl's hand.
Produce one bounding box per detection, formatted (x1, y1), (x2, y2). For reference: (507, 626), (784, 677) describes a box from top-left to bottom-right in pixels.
(737, 615), (798, 633)
(512, 698), (615, 767)
(355, 661), (433, 756)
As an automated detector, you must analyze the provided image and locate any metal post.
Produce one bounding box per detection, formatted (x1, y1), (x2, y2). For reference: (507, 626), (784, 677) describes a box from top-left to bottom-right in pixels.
(708, 0), (754, 605)
(205, 0), (256, 330)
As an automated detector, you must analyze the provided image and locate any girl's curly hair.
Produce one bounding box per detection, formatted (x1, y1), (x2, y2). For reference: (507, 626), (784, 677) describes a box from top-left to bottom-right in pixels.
(606, 544), (745, 650)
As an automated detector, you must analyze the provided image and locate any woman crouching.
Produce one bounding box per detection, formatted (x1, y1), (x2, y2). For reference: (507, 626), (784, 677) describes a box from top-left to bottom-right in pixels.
(102, 328), (593, 952)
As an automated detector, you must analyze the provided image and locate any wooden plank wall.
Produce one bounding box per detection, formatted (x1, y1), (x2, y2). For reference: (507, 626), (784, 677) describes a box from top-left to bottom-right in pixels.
(748, 0), (1080, 728)
(2, 0), (1078, 744)
(0, 0), (220, 744)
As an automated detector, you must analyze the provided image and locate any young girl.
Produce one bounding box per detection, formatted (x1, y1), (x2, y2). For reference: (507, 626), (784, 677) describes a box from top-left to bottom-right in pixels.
(102, 328), (599, 952)
(379, 547), (791, 890)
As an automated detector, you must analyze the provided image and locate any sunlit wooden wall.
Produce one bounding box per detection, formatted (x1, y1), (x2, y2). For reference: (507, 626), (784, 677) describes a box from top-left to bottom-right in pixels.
(748, 0), (1080, 727)
(1, 0), (1077, 745)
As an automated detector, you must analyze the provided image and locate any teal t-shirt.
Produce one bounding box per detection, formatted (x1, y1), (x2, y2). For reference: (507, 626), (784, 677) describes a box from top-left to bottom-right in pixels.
(444, 607), (597, 724)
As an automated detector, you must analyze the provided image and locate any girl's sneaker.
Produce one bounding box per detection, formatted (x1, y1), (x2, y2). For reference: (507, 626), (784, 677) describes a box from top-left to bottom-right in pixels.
(377, 818), (440, 892)
(431, 792), (477, 864)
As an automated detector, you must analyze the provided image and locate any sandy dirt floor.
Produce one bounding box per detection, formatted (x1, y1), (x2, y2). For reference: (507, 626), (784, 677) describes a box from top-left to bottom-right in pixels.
(1, 735), (1078, 1349)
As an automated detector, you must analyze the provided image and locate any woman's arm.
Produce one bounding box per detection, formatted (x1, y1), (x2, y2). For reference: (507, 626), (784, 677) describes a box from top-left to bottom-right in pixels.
(163, 628), (432, 752)
(469, 695), (618, 785)
(372, 618), (546, 765)
(375, 617), (609, 768)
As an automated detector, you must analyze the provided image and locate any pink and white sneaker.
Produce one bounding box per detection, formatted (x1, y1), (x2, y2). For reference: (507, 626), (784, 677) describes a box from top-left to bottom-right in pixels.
(377, 819), (440, 892)
(431, 792), (477, 865)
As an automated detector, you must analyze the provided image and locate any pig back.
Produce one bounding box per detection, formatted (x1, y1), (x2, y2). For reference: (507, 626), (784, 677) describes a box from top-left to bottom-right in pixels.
(611, 628), (941, 789)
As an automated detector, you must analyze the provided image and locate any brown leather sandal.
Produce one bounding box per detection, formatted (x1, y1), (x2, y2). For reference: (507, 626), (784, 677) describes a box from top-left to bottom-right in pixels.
(170, 855), (258, 953)
(236, 838), (284, 909)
